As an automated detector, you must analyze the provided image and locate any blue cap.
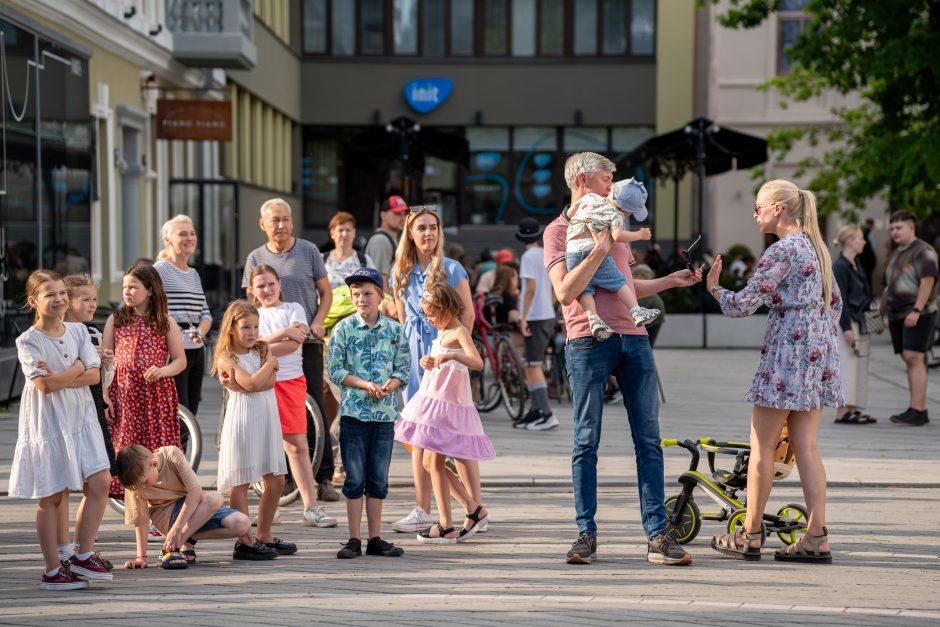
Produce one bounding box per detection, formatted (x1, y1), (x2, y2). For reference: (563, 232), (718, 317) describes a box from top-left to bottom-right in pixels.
(344, 267), (384, 290)
(610, 178), (648, 221)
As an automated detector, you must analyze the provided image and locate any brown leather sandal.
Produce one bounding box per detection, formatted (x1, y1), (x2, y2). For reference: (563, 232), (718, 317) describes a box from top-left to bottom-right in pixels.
(774, 526), (832, 563)
(711, 525), (764, 561)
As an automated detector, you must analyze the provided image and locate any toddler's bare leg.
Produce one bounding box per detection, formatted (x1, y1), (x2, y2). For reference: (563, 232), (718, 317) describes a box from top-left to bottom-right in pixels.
(579, 293), (598, 317)
(616, 284), (639, 310)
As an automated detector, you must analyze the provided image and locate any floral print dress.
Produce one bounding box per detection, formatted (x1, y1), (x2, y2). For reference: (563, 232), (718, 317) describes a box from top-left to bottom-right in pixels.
(719, 232), (844, 410)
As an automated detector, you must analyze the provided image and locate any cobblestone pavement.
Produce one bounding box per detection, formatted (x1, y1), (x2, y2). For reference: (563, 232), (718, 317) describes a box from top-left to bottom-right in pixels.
(0, 341), (938, 624)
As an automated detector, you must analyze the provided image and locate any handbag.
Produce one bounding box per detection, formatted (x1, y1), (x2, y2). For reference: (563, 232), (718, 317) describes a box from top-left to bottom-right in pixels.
(862, 299), (885, 335)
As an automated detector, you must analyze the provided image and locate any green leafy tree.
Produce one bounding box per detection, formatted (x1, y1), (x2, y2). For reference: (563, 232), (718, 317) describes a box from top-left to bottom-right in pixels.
(704, 0), (940, 219)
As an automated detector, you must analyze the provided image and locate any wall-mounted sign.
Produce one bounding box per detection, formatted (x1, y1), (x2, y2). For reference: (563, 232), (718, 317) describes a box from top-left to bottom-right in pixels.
(156, 100), (232, 141)
(403, 77), (453, 114)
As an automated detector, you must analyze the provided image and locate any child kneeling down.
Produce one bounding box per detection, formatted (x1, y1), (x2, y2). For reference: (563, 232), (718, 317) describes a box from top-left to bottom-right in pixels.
(327, 267), (411, 559)
(117, 445), (250, 569)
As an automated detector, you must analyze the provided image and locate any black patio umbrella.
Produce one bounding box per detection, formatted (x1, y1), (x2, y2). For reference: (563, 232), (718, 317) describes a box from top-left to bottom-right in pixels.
(619, 117), (768, 251)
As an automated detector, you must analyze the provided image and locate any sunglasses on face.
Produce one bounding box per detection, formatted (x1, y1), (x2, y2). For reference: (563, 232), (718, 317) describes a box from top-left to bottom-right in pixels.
(681, 234), (702, 271)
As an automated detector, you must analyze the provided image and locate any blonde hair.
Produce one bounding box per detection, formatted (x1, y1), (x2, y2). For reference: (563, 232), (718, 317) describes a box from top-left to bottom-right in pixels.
(24, 269), (64, 321)
(759, 179), (833, 309)
(115, 444), (153, 489)
(834, 225), (861, 248)
(564, 152), (616, 192)
(391, 206), (446, 302)
(63, 272), (95, 298)
(210, 300), (268, 375)
(247, 264), (282, 308)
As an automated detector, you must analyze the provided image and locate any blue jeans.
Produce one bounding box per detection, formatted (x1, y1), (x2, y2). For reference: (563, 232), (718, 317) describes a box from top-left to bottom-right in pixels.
(339, 416), (395, 499)
(565, 333), (665, 539)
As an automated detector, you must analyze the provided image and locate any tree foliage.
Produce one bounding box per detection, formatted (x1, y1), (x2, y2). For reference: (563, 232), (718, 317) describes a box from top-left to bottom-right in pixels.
(704, 0), (940, 219)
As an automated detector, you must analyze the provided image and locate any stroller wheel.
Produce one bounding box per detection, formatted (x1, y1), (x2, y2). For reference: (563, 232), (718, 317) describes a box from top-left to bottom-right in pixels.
(775, 503), (808, 545)
(665, 495), (701, 544)
(728, 508), (769, 539)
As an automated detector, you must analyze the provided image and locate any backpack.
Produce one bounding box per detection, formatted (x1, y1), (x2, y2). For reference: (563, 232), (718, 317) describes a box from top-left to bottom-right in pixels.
(369, 229), (397, 252)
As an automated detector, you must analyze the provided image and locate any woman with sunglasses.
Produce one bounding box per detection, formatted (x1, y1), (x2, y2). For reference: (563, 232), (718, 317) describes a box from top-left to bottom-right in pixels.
(389, 205), (477, 535)
(706, 179), (842, 563)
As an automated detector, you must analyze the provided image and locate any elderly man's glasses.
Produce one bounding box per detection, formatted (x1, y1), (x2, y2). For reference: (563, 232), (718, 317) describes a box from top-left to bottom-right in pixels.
(682, 234), (702, 271)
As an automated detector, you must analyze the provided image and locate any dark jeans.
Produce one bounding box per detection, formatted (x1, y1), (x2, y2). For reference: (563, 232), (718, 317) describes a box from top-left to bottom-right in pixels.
(302, 341), (334, 482)
(338, 416), (395, 499)
(565, 333), (665, 539)
(174, 347), (205, 416)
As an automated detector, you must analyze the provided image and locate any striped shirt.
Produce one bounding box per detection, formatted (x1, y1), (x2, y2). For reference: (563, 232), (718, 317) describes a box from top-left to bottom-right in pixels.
(154, 260), (212, 349)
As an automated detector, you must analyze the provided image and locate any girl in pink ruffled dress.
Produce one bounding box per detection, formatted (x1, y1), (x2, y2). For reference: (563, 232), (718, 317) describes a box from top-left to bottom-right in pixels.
(395, 282), (495, 545)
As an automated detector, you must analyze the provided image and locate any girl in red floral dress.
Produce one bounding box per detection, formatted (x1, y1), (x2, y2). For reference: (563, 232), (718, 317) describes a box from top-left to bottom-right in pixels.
(103, 264), (186, 500)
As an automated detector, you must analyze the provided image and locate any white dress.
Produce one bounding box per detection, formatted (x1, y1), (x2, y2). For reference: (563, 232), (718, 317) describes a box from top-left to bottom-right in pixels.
(217, 349), (286, 491)
(9, 323), (109, 499)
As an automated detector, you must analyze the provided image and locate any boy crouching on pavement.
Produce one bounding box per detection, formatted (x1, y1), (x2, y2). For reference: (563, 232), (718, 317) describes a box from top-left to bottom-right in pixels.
(116, 445), (250, 569)
(327, 268), (410, 559)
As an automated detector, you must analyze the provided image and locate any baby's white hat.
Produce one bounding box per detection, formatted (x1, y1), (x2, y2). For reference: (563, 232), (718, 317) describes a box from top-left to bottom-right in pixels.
(610, 178), (648, 221)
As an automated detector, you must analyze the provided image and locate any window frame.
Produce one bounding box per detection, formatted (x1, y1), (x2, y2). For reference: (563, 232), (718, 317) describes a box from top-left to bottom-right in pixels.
(776, 8), (812, 75)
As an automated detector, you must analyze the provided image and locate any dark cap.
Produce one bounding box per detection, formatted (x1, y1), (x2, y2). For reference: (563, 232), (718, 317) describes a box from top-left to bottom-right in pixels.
(344, 267), (384, 290)
(383, 195), (409, 213)
(515, 217), (543, 243)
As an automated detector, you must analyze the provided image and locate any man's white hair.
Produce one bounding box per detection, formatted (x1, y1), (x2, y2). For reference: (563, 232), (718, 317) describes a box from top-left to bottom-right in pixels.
(564, 152), (616, 192)
(260, 198), (292, 218)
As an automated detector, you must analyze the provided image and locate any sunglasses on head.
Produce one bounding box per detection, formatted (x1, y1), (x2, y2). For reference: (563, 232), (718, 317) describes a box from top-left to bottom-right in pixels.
(409, 204), (439, 215)
(681, 234), (702, 271)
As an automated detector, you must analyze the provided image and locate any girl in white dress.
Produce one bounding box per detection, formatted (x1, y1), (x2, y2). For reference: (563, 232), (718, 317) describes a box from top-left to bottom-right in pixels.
(10, 270), (113, 590)
(211, 300), (292, 560)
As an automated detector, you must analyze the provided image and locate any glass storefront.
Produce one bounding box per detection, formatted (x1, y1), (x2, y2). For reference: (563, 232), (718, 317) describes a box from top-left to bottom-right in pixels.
(0, 15), (92, 348)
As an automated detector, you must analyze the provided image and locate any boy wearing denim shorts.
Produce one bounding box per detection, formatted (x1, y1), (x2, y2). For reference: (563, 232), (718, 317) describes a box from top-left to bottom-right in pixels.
(117, 445), (250, 569)
(327, 267), (411, 559)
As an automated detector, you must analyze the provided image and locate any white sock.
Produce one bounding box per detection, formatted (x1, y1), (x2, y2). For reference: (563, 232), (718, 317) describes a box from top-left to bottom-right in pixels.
(76, 551), (93, 561)
(46, 566), (60, 577)
(57, 543), (75, 560)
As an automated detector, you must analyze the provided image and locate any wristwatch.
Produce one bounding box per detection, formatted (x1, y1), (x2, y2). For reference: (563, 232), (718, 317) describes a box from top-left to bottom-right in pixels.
(912, 307), (923, 314)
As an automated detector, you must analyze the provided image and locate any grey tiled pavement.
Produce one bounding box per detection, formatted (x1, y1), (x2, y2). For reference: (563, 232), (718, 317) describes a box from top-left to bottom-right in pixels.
(1, 337), (938, 625)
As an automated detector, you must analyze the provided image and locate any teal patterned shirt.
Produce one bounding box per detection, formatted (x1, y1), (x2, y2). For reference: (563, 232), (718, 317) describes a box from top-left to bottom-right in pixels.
(327, 312), (411, 422)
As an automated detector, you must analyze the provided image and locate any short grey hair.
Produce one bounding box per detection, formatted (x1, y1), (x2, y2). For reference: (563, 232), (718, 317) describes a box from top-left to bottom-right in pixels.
(260, 198), (292, 218)
(160, 214), (194, 244)
(564, 152), (616, 192)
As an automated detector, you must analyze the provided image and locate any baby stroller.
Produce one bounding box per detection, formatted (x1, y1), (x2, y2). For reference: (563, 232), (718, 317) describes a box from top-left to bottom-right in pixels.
(661, 428), (807, 545)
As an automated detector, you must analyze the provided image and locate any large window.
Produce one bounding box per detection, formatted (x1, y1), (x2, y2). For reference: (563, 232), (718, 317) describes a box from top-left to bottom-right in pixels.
(302, 0), (656, 58)
(777, 0), (811, 74)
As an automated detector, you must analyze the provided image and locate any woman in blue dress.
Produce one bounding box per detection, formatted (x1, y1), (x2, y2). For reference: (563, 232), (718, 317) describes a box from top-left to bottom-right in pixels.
(390, 206), (476, 534)
(706, 179), (842, 563)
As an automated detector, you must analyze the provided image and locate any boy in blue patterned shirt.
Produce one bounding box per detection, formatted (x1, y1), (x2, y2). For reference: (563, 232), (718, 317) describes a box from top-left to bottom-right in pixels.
(327, 267), (411, 558)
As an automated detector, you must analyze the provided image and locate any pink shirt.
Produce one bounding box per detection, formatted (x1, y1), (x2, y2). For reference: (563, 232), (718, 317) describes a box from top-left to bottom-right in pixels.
(544, 209), (647, 341)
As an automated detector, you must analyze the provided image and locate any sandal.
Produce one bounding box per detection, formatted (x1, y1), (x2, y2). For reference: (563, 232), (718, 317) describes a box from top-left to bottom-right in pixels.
(181, 538), (197, 564)
(711, 525), (765, 561)
(417, 523), (458, 545)
(458, 505), (491, 543)
(775, 527), (832, 563)
(159, 549), (189, 570)
(834, 410), (877, 425)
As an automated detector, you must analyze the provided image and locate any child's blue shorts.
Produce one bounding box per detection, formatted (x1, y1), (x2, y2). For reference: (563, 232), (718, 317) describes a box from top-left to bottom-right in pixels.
(169, 498), (238, 532)
(565, 249), (628, 296)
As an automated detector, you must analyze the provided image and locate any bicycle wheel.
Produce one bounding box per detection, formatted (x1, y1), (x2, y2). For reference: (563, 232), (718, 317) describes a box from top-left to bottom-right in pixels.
(471, 335), (500, 413)
(496, 336), (526, 421)
(251, 394), (326, 507)
(107, 405), (202, 515)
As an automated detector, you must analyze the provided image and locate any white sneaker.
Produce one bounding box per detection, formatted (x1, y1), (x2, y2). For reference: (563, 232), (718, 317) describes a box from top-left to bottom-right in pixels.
(526, 413), (559, 431)
(147, 525), (163, 543)
(251, 510), (281, 526)
(632, 307), (661, 327)
(303, 505), (338, 528)
(392, 506), (434, 533)
(588, 314), (614, 341)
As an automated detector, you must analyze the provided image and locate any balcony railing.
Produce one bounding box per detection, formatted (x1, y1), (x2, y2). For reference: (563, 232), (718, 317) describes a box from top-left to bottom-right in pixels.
(166, 0), (257, 69)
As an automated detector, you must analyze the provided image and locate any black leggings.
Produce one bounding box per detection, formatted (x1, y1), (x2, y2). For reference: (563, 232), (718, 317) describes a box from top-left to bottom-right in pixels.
(173, 347), (206, 416)
(302, 341), (334, 482)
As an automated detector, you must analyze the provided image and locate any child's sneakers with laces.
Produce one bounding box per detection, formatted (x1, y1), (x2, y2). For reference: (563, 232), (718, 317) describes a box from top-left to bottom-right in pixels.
(41, 563), (88, 591)
(631, 306), (661, 327)
(337, 538), (362, 559)
(587, 313), (614, 341)
(68, 553), (113, 580)
(303, 505), (338, 528)
(366, 537), (404, 557)
(392, 506), (434, 533)
(147, 525), (164, 542)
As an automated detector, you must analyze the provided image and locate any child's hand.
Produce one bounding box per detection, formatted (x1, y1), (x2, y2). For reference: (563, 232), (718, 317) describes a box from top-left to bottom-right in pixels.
(364, 381), (386, 398)
(35, 360), (51, 376)
(143, 365), (164, 382)
(381, 378), (400, 393)
(420, 355), (436, 370)
(433, 354), (452, 367)
(163, 528), (183, 552)
(124, 556), (148, 569)
(96, 347), (114, 370)
(638, 227), (652, 241)
(284, 326), (306, 343)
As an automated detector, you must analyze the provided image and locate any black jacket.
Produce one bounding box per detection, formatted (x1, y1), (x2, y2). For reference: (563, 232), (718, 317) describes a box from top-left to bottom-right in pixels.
(833, 254), (872, 333)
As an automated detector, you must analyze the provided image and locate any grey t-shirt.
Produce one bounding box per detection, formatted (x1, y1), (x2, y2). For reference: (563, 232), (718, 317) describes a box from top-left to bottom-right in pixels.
(242, 238), (327, 325)
(365, 230), (398, 278)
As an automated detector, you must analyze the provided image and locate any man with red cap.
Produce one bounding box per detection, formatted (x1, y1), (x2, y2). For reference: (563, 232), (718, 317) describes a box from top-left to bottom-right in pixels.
(366, 195), (409, 291)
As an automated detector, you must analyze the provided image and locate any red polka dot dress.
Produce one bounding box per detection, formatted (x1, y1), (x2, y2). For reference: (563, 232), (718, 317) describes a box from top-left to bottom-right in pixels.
(109, 315), (180, 498)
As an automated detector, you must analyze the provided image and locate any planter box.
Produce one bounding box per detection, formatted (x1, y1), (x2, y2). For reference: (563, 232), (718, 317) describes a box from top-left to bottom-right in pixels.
(656, 314), (767, 348)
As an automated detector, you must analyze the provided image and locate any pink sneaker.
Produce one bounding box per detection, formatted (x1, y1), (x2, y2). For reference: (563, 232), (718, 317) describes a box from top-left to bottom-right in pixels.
(41, 564), (89, 590)
(148, 525), (164, 542)
(68, 554), (113, 581)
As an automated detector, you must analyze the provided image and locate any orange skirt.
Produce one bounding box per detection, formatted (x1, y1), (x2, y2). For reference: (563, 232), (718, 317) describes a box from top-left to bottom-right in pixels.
(274, 376), (307, 435)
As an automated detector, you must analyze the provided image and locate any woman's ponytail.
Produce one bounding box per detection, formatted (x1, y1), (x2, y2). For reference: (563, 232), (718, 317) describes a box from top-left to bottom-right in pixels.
(799, 189), (833, 310)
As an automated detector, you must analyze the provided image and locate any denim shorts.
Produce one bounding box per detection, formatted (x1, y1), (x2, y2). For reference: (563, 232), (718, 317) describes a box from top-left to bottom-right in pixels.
(339, 416), (395, 500)
(168, 498), (238, 533)
(565, 249), (627, 296)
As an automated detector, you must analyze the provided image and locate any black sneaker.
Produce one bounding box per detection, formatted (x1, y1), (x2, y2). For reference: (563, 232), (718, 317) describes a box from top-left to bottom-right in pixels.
(263, 537), (297, 556)
(565, 532), (597, 564)
(337, 538), (362, 559)
(366, 537), (405, 557)
(647, 532), (693, 565)
(890, 407), (929, 426)
(233, 540), (278, 561)
(514, 408), (541, 429)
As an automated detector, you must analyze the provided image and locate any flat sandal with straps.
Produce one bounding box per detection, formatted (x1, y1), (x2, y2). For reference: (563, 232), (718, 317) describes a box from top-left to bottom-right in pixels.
(417, 524), (457, 545)
(775, 526), (832, 563)
(711, 525), (765, 561)
(457, 505), (491, 543)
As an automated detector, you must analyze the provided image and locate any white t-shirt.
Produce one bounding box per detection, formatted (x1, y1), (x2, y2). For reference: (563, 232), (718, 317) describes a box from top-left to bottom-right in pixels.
(258, 302), (305, 381)
(519, 246), (555, 322)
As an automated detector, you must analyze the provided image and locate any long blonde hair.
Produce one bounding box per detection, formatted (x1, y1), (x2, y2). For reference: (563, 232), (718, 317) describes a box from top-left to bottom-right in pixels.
(210, 299), (268, 375)
(391, 206), (446, 302)
(760, 179), (833, 309)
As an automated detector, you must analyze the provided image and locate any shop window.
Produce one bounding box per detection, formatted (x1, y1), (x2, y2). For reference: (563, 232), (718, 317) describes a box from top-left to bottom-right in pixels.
(777, 0), (811, 74)
(512, 0), (536, 57)
(573, 0), (597, 55)
(611, 126), (655, 157)
(466, 127), (511, 224)
(512, 127), (558, 220)
(630, 0), (655, 55)
(602, 0), (626, 55)
(302, 0), (327, 53)
(302, 137), (339, 229)
(393, 0), (418, 54)
(563, 127), (609, 153)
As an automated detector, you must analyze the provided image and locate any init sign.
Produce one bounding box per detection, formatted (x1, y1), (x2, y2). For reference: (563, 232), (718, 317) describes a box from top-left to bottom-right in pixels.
(403, 78), (453, 114)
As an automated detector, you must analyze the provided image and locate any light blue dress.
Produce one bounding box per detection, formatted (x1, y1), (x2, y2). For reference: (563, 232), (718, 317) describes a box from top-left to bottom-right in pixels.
(394, 256), (468, 401)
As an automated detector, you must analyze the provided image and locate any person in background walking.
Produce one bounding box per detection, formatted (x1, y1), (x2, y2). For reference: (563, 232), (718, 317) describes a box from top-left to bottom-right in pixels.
(859, 218), (878, 289)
